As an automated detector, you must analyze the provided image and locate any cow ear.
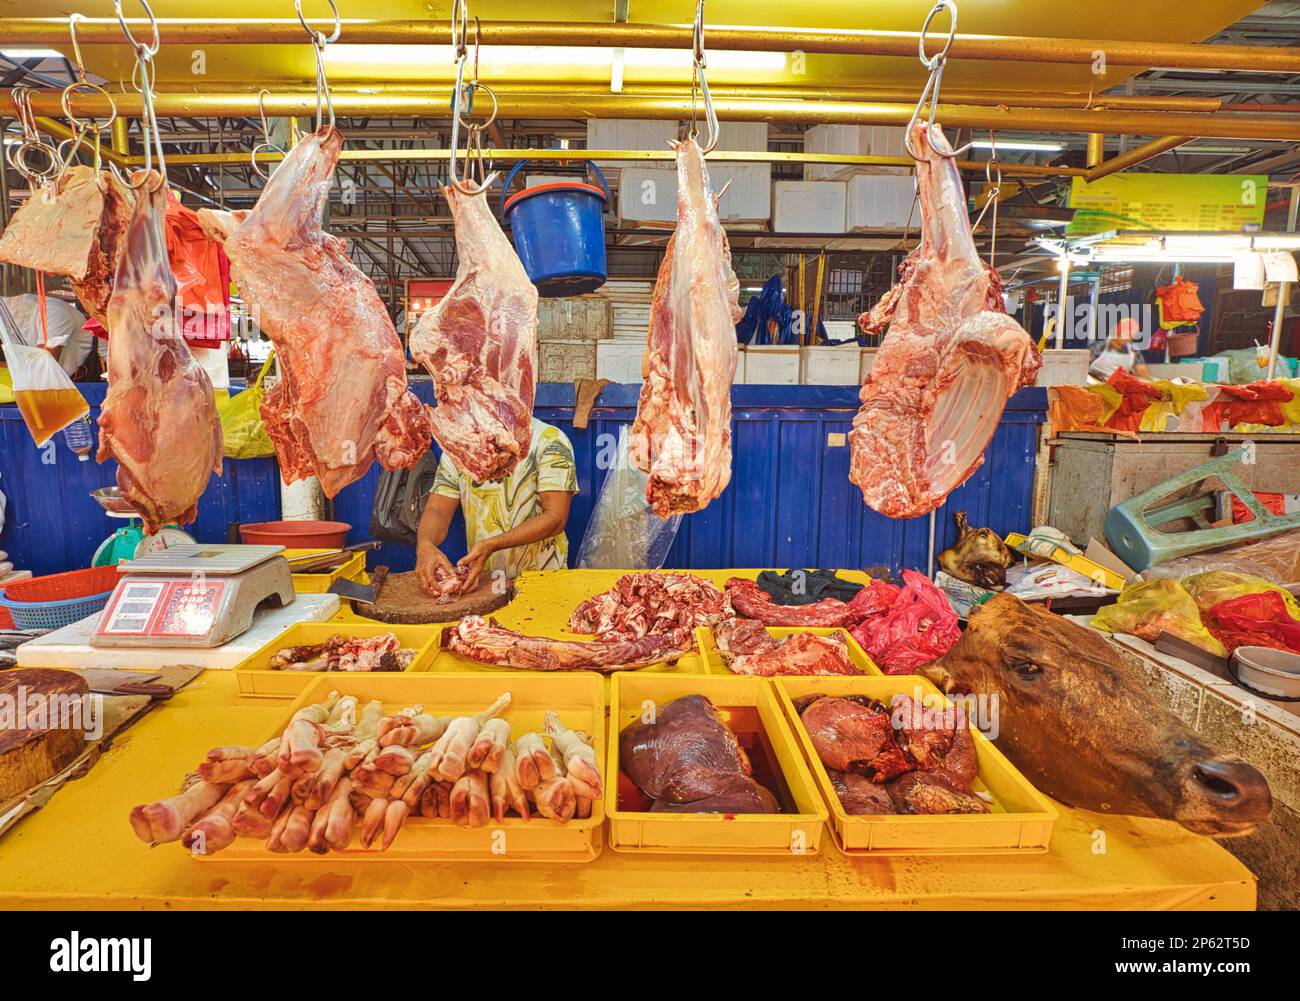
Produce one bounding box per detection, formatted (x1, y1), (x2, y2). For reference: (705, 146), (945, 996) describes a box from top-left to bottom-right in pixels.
(918, 664), (957, 694)
(954, 511), (969, 533)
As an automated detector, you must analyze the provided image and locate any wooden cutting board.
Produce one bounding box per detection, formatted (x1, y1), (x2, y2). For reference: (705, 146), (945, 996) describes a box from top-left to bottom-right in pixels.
(354, 568), (515, 624)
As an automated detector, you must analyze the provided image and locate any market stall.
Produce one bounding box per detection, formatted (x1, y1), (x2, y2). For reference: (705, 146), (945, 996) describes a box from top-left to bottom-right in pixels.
(0, 0), (1297, 928)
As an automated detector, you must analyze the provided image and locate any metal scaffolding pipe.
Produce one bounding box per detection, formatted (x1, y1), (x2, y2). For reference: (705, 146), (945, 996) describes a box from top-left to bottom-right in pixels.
(1087, 133), (1105, 167)
(10, 90), (1299, 141)
(3, 18), (1300, 74)
(1085, 135), (1191, 181)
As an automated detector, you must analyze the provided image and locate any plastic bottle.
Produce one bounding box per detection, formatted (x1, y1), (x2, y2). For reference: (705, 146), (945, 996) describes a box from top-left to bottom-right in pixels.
(63, 415), (94, 462)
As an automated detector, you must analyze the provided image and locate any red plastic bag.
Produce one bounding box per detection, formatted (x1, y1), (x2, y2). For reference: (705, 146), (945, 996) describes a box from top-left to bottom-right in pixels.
(1202, 590), (1300, 655)
(1156, 276), (1205, 326)
(1105, 370), (1162, 433)
(849, 570), (961, 675)
(1200, 380), (1294, 430)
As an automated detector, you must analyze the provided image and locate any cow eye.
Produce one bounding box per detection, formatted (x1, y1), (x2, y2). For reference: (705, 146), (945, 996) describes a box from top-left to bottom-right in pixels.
(1010, 661), (1042, 678)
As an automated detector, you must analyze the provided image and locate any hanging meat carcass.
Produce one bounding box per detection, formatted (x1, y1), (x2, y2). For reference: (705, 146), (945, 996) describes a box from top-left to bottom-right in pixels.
(628, 138), (741, 518)
(97, 174), (222, 531)
(0, 165), (134, 325)
(409, 183), (537, 483)
(849, 123), (1039, 519)
(200, 128), (431, 497)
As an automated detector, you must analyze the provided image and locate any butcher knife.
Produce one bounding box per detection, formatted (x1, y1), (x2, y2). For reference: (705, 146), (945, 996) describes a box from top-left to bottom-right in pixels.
(76, 668), (176, 700)
(328, 578), (379, 605)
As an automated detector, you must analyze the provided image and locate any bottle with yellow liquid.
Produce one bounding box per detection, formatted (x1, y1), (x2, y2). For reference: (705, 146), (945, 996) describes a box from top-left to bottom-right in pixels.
(15, 387), (91, 446)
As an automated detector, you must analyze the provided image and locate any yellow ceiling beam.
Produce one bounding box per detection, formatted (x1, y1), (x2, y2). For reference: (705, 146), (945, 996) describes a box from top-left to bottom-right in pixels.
(2, 18), (1298, 74)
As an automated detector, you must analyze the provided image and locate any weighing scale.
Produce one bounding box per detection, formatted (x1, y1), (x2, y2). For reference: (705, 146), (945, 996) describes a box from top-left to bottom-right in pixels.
(92, 544), (296, 649)
(90, 487), (194, 565)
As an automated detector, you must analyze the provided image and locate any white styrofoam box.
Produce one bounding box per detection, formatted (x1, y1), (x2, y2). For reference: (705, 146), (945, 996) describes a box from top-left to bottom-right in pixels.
(588, 119), (678, 163)
(596, 340), (645, 383)
(822, 320), (858, 343)
(1145, 362), (1205, 382)
(860, 348), (878, 383)
(800, 344), (862, 385)
(743, 344), (801, 385)
(715, 121), (768, 152)
(710, 163), (771, 223)
(1034, 348), (1090, 387)
(805, 125), (909, 180)
(846, 174), (918, 231)
(619, 166), (678, 224)
(524, 174), (575, 188)
(538, 339), (597, 382)
(774, 181), (846, 234)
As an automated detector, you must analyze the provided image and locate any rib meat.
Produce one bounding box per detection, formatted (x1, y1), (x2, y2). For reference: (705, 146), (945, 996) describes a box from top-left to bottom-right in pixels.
(619, 695), (777, 813)
(628, 138), (741, 517)
(714, 618), (862, 677)
(410, 183), (536, 482)
(725, 577), (859, 627)
(447, 615), (689, 672)
(202, 127), (431, 497)
(97, 174), (222, 531)
(568, 572), (727, 642)
(849, 122), (1039, 518)
(0, 165), (134, 325)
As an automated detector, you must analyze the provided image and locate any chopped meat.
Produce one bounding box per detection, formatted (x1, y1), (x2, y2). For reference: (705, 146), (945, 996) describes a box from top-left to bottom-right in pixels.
(628, 138), (741, 517)
(568, 572), (727, 642)
(269, 632), (416, 672)
(97, 174), (222, 532)
(201, 127), (431, 497)
(799, 696), (913, 781)
(410, 183), (536, 483)
(714, 619), (863, 677)
(725, 577), (859, 627)
(848, 122), (1039, 518)
(619, 695), (777, 813)
(448, 615), (689, 672)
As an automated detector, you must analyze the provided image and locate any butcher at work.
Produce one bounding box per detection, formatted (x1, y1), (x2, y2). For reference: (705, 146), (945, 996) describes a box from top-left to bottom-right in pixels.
(415, 417), (578, 594)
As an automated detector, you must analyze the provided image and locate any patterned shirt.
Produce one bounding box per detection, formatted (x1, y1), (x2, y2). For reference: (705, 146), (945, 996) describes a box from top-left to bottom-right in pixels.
(430, 418), (578, 579)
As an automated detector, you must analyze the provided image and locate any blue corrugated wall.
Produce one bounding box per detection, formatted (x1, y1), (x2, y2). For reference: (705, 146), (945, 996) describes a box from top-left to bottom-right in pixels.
(1, 381), (1045, 577)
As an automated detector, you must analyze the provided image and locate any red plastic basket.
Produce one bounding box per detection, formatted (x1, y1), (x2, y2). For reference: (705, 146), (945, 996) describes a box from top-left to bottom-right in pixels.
(0, 565), (123, 630)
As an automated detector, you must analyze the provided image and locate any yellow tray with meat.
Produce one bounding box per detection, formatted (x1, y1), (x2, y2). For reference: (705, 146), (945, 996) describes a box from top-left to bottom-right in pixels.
(774, 676), (1058, 856)
(695, 623), (882, 676)
(233, 622), (441, 697)
(197, 673), (605, 863)
(605, 673), (827, 855)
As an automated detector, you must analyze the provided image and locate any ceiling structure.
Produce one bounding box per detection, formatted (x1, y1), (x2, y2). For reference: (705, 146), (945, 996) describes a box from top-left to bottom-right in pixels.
(0, 1), (1296, 318)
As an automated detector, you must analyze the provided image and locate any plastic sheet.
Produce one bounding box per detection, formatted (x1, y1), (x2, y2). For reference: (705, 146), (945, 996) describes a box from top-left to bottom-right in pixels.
(576, 426), (682, 569)
(1091, 579), (1227, 657)
(1137, 529), (1300, 585)
(0, 298), (88, 446)
(848, 570), (961, 675)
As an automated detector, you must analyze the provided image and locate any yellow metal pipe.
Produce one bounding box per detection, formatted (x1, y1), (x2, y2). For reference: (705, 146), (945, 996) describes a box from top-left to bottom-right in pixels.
(1085, 135), (1191, 182)
(1086, 133), (1105, 168)
(110, 115), (128, 155)
(3, 18), (1300, 74)
(11, 89), (1299, 140)
(31, 116), (132, 168)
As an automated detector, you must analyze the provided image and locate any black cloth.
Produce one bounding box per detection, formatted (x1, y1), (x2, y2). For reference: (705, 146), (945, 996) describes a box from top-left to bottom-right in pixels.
(755, 569), (864, 606)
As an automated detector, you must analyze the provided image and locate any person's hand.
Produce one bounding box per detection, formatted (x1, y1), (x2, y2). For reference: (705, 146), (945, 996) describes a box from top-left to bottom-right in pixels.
(416, 546), (455, 596)
(457, 539), (496, 593)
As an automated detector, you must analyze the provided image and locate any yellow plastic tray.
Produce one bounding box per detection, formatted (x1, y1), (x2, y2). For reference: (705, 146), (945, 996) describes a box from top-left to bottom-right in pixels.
(233, 621), (441, 697)
(773, 676), (1058, 856)
(697, 624), (882, 676)
(605, 673), (828, 856)
(208, 672), (605, 863)
(285, 548), (368, 594)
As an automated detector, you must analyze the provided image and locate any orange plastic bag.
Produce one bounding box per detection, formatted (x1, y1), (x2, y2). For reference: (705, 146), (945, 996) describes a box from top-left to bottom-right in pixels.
(1156, 275), (1205, 327)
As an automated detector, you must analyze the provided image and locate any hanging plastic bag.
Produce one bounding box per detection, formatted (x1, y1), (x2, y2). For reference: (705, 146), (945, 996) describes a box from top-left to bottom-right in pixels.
(0, 296), (88, 446)
(1156, 275), (1205, 327)
(216, 352), (275, 458)
(576, 425), (682, 569)
(848, 570), (961, 675)
(1091, 579), (1226, 657)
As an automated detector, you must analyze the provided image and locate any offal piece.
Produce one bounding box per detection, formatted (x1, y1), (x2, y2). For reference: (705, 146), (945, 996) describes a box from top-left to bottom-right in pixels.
(714, 618), (863, 677)
(798, 696), (913, 781)
(619, 694), (778, 814)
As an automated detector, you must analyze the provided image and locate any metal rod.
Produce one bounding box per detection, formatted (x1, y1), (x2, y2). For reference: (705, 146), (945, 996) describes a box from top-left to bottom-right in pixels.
(4, 18), (1300, 74)
(1055, 259), (1070, 350)
(10, 90), (1299, 140)
(1086, 132), (1105, 168)
(1084, 135), (1192, 182)
(1267, 183), (1299, 381)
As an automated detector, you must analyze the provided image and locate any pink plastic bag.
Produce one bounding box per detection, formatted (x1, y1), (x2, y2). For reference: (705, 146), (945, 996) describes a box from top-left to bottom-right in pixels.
(849, 570), (962, 675)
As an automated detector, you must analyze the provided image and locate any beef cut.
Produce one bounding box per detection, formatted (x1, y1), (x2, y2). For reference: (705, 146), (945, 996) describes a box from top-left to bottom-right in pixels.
(447, 615), (689, 672)
(0, 165), (134, 325)
(619, 695), (777, 813)
(97, 174), (222, 532)
(725, 577), (859, 627)
(201, 128), (431, 497)
(849, 122), (1039, 518)
(714, 618), (862, 677)
(410, 183), (536, 483)
(568, 571), (726, 642)
(629, 138), (741, 517)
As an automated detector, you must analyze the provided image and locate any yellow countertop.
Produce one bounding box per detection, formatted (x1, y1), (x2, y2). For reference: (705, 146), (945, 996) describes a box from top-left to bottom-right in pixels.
(0, 569), (1257, 910)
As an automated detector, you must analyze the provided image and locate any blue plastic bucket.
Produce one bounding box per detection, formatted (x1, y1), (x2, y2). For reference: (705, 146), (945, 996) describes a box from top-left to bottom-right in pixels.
(501, 159), (609, 297)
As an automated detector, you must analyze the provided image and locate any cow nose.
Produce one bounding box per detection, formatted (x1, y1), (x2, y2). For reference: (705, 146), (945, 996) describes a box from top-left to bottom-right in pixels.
(1193, 760), (1248, 804)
